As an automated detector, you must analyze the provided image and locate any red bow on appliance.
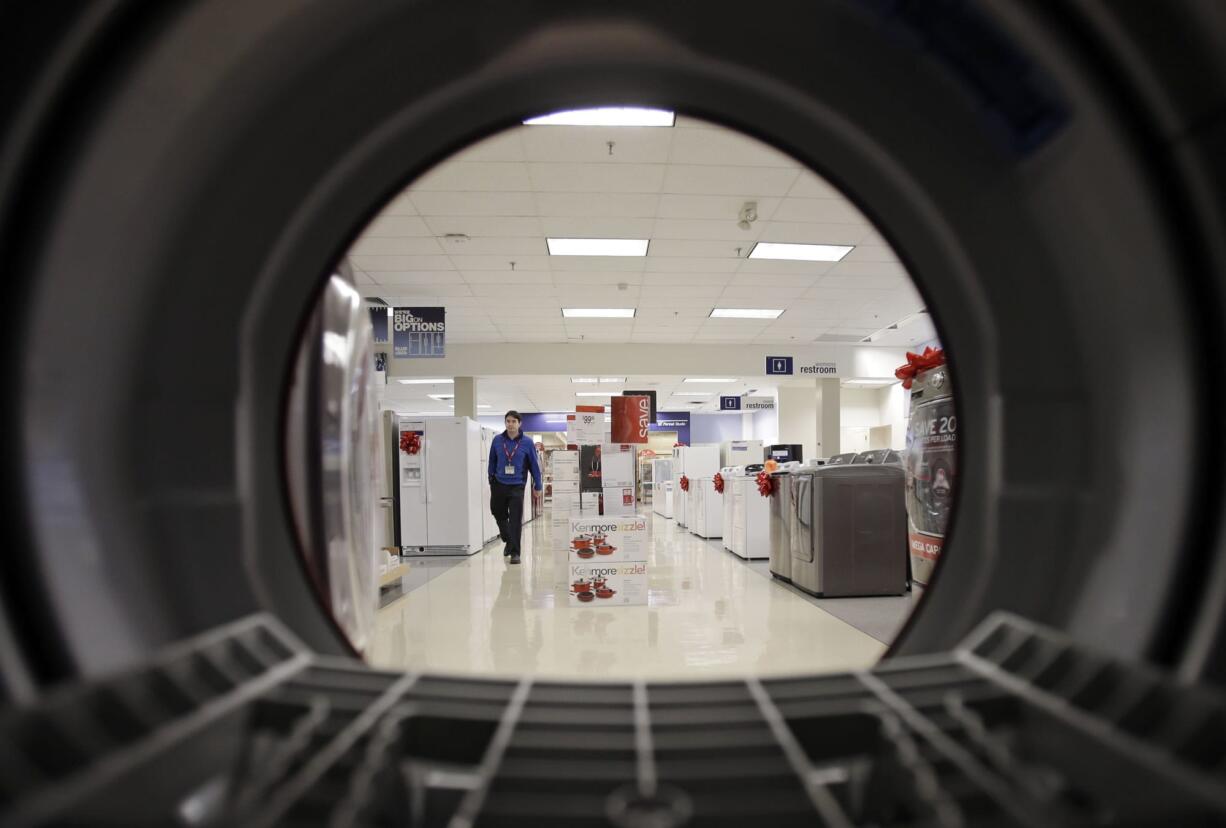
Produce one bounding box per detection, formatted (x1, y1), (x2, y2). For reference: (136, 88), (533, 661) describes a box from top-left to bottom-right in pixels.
(894, 346), (946, 389)
(679, 475), (690, 492)
(673, 442), (688, 448)
(756, 471), (774, 497)
(399, 431), (421, 455)
(713, 473), (724, 494)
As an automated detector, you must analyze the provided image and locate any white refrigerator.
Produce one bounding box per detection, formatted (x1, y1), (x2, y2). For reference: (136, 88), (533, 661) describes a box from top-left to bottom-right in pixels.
(397, 416), (484, 556)
(480, 427), (500, 544)
(673, 445), (721, 529)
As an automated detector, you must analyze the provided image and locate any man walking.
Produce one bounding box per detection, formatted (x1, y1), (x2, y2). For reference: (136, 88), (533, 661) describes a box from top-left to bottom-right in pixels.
(488, 410), (542, 564)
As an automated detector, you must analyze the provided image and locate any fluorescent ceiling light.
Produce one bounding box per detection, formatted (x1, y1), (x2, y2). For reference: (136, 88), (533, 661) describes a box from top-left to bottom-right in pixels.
(524, 107), (675, 127)
(548, 238), (648, 257)
(600, 377), (625, 383)
(562, 308), (636, 318)
(684, 377), (736, 383)
(477, 404), (492, 409)
(427, 394), (454, 401)
(673, 392), (713, 397)
(709, 308), (784, 319)
(575, 392), (615, 397)
(397, 378), (454, 385)
(571, 377), (598, 383)
(748, 242), (854, 262)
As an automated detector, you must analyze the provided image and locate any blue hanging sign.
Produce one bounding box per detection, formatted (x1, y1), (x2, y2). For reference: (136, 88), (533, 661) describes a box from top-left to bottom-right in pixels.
(393, 307), (446, 358)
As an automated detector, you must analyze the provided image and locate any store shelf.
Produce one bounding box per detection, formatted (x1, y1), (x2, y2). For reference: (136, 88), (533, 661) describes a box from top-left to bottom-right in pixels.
(2, 613), (1225, 826)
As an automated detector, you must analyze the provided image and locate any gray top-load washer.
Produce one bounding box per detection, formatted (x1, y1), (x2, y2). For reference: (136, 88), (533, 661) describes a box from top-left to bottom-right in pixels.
(853, 449), (902, 465)
(767, 462), (800, 582)
(789, 465), (907, 597)
(823, 452), (860, 466)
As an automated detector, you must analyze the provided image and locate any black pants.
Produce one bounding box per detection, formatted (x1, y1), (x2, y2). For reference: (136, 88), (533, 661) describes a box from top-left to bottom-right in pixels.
(490, 482), (525, 555)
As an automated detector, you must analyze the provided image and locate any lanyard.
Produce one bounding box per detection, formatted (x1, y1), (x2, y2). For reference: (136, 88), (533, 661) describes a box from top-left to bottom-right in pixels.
(502, 435), (520, 464)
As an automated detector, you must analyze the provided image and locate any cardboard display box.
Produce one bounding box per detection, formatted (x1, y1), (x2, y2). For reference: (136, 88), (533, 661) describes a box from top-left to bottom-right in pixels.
(551, 491), (580, 512)
(551, 450), (579, 481)
(567, 514), (647, 563)
(552, 477), (580, 495)
(601, 486), (635, 516)
(566, 562), (648, 606)
(600, 443), (636, 488)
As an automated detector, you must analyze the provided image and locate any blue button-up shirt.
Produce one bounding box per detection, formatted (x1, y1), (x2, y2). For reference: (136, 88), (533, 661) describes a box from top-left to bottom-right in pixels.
(488, 431), (543, 491)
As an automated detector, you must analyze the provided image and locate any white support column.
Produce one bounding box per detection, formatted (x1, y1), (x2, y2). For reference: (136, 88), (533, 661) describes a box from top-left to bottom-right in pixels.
(454, 376), (477, 420)
(816, 378), (841, 459)
(777, 382), (819, 462)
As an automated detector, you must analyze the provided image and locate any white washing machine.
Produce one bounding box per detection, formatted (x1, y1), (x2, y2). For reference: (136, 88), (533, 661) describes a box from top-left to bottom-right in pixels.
(690, 476), (723, 539)
(720, 466), (739, 550)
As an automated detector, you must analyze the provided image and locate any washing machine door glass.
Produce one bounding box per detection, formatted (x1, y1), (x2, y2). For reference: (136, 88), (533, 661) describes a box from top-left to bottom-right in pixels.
(791, 472), (816, 563)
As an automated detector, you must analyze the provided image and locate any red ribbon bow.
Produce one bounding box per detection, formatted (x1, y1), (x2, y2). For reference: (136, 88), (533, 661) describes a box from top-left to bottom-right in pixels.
(756, 471), (775, 497)
(399, 431), (421, 455)
(894, 346), (946, 390)
(679, 475), (690, 492)
(713, 473), (725, 494)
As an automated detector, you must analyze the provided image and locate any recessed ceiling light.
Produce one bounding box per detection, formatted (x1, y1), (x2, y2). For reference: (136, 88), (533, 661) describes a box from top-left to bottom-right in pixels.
(562, 308), (636, 318)
(524, 107), (675, 127)
(397, 378), (455, 385)
(673, 392), (714, 396)
(548, 238), (649, 257)
(571, 377), (598, 383)
(599, 377), (625, 383)
(575, 392), (615, 397)
(748, 242), (854, 262)
(709, 309), (784, 319)
(684, 377), (736, 383)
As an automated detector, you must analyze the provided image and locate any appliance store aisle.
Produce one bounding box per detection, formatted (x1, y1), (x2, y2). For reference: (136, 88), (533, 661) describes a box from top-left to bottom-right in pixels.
(370, 512), (886, 679)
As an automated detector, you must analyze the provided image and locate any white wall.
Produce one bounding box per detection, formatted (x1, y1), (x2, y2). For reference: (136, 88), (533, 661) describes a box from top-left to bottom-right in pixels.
(878, 383), (910, 451)
(748, 407), (778, 445)
(837, 384), (909, 452)
(690, 413), (744, 444)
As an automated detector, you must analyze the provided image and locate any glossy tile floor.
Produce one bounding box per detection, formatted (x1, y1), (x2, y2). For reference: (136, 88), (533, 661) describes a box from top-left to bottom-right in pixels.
(369, 510), (913, 680)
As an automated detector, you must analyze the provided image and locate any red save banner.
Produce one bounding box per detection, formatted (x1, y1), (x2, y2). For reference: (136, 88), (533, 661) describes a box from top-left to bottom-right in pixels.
(610, 395), (650, 444)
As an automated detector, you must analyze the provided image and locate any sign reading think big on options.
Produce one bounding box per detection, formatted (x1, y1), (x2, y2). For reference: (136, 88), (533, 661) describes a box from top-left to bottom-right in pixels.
(392, 307), (446, 358)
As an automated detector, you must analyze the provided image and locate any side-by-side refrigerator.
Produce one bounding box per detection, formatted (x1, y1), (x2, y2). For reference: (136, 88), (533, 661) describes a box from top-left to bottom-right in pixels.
(396, 416), (484, 556)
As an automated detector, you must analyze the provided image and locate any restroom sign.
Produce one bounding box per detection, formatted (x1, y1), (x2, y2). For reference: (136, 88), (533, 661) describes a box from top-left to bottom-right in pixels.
(766, 356), (793, 375)
(720, 396), (741, 411)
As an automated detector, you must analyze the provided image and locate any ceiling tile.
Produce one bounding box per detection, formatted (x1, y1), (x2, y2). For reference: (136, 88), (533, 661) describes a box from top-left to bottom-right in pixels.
(656, 194), (783, 221)
(475, 295), (546, 308)
(522, 125), (673, 163)
(639, 285), (723, 301)
(533, 192), (660, 218)
(450, 130), (526, 162)
(528, 163), (665, 192)
(438, 237), (547, 256)
(551, 271), (645, 285)
(671, 115), (720, 130)
(352, 255), (455, 271)
(819, 275), (909, 290)
(648, 239), (742, 258)
(653, 218), (762, 241)
(470, 282), (560, 296)
(633, 306), (712, 319)
(717, 286), (808, 302)
(642, 272), (731, 286)
(350, 236), (444, 256)
(421, 215), (542, 237)
(448, 255), (552, 271)
(824, 260), (910, 279)
(787, 172), (843, 199)
(539, 216), (656, 238)
(840, 244), (899, 263)
(668, 127), (798, 167)
(371, 271), (463, 286)
(725, 272), (820, 288)
(641, 256), (742, 273)
(410, 162), (532, 192)
(409, 191), (537, 216)
(360, 215), (433, 237)
(461, 269), (553, 284)
(755, 222), (868, 246)
(661, 165), (799, 197)
(546, 255), (646, 272)
(770, 198), (865, 224)
(738, 258), (836, 275)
